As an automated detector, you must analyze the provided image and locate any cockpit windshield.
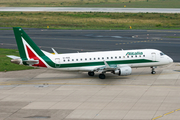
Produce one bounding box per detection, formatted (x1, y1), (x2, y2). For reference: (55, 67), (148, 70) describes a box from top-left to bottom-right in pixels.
(160, 52), (165, 56)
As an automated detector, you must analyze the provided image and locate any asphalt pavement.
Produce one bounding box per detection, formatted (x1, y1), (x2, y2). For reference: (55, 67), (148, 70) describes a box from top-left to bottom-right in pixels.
(0, 28), (180, 62)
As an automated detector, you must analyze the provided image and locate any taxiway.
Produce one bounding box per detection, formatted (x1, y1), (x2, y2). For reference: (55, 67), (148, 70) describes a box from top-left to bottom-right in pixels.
(0, 63), (180, 120)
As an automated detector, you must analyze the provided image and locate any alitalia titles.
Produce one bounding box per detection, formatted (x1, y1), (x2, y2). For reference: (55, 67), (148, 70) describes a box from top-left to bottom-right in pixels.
(126, 52), (143, 56)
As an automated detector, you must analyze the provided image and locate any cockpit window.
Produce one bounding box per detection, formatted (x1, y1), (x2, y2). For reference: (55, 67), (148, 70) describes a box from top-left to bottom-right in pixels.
(160, 52), (165, 56)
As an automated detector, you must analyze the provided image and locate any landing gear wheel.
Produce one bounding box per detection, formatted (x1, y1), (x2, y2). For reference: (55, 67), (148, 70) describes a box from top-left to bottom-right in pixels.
(99, 74), (106, 79)
(151, 71), (156, 74)
(88, 71), (95, 76)
(151, 66), (156, 74)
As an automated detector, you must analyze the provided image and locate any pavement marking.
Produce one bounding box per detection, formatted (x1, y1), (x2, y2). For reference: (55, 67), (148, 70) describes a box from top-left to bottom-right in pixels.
(164, 111), (174, 115)
(0, 71), (179, 86)
(116, 39), (164, 45)
(147, 30), (180, 33)
(0, 72), (179, 86)
(1, 81), (180, 87)
(175, 108), (180, 111)
(0, 43), (96, 51)
(152, 115), (162, 120)
(0, 35), (126, 42)
(152, 109), (180, 120)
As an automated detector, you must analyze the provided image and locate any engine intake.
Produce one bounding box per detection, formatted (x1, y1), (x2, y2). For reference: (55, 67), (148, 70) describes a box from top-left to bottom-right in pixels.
(113, 66), (132, 76)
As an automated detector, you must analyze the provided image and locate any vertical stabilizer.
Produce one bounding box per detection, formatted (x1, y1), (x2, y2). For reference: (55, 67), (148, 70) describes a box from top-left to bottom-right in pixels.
(13, 27), (45, 60)
(13, 27), (51, 67)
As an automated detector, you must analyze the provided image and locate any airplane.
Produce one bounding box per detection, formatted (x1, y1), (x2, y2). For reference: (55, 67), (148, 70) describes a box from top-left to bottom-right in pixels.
(7, 27), (173, 79)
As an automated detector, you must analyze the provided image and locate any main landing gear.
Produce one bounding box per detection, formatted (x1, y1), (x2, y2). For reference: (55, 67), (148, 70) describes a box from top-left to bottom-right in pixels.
(151, 66), (156, 74)
(88, 71), (106, 79)
(88, 71), (95, 76)
(99, 74), (106, 79)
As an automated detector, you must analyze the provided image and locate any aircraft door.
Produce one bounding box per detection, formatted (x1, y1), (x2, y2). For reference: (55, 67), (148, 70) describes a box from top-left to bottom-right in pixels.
(55, 58), (60, 68)
(151, 52), (156, 61)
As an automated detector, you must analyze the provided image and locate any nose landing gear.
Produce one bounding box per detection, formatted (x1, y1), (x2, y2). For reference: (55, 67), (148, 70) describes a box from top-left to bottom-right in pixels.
(151, 66), (156, 74)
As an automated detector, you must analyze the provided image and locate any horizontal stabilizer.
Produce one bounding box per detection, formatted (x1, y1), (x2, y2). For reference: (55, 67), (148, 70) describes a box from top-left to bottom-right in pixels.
(6, 55), (20, 59)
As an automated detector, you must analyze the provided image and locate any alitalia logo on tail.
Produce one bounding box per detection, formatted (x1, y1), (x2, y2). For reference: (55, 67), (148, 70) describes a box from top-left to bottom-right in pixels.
(22, 37), (47, 67)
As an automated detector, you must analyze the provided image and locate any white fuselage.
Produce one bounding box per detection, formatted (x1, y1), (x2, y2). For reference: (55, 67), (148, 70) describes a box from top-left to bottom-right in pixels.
(44, 49), (173, 72)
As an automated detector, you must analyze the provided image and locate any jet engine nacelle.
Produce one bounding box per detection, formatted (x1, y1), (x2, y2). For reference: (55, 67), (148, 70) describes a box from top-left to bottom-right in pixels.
(10, 59), (23, 65)
(113, 66), (132, 76)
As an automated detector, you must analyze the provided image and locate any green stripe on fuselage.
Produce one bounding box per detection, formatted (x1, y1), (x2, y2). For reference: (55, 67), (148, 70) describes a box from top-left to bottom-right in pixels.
(56, 59), (157, 68)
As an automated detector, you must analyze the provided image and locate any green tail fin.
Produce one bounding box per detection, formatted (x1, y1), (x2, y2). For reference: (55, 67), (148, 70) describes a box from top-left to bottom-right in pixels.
(13, 27), (45, 60)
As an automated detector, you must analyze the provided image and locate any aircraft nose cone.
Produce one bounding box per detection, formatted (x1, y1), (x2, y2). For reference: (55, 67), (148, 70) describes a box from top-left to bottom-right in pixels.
(169, 57), (173, 63)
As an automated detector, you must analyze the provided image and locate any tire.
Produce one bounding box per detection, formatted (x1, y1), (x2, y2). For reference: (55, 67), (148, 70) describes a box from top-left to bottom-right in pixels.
(88, 71), (95, 76)
(151, 71), (156, 74)
(99, 74), (106, 79)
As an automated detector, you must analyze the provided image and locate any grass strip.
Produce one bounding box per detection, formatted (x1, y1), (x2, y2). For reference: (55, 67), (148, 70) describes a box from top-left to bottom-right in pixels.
(0, 12), (180, 30)
(0, 48), (34, 72)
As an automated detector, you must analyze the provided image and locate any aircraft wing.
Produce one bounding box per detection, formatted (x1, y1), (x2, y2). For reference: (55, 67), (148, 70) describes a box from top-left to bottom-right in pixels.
(94, 60), (117, 72)
(6, 55), (20, 59)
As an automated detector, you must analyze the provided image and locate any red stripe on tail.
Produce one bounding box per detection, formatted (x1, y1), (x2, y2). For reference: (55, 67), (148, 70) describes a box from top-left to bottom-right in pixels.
(26, 45), (47, 67)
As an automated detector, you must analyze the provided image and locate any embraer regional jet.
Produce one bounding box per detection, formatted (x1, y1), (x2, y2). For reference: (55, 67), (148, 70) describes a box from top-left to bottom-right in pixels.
(7, 27), (173, 79)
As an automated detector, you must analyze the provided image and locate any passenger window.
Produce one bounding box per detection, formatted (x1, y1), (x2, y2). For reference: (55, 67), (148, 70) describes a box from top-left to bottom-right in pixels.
(111, 57), (113, 59)
(68, 59), (70, 62)
(98, 58), (100, 60)
(135, 55), (137, 57)
(123, 56), (125, 58)
(85, 58), (87, 60)
(94, 58), (96, 60)
(127, 56), (129, 58)
(89, 58), (91, 60)
(107, 57), (109, 59)
(119, 56), (121, 58)
(143, 55), (145, 57)
(81, 59), (82, 61)
(139, 55), (141, 57)
(72, 59), (74, 61)
(115, 57), (117, 59)
(64, 60), (65, 62)
(76, 59), (78, 61)
(131, 56), (133, 58)
(102, 57), (104, 59)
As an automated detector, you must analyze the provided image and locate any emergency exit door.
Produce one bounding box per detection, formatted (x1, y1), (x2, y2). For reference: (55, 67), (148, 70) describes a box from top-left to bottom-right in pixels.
(55, 58), (60, 68)
(151, 53), (156, 61)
